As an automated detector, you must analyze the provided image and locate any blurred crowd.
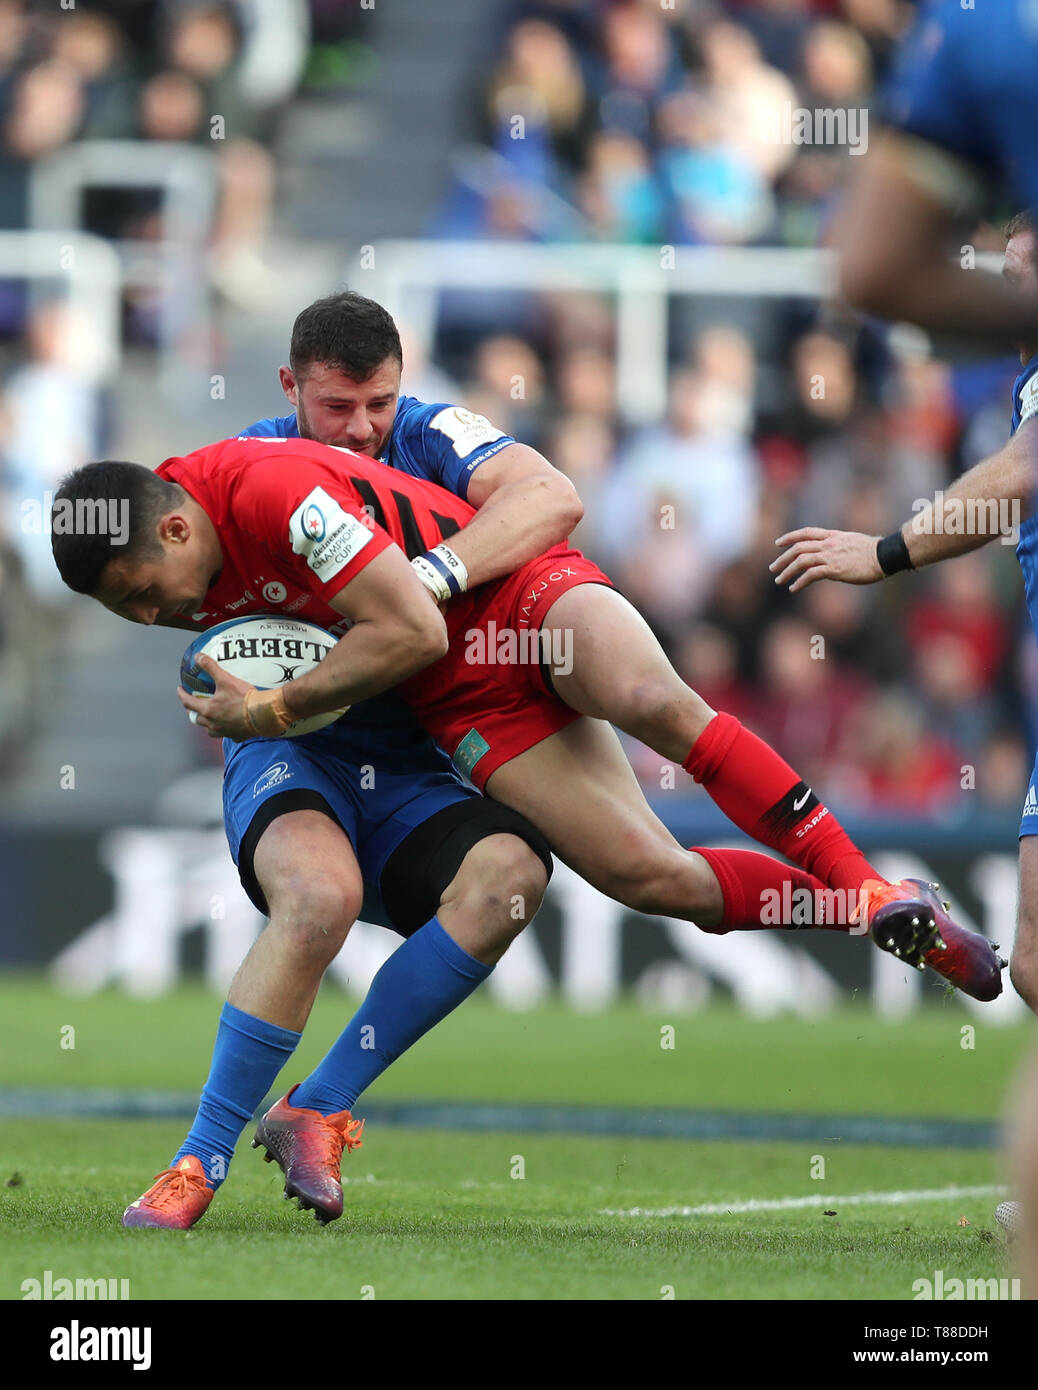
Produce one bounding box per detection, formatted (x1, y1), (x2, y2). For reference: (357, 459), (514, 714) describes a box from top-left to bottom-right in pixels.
(0, 0), (1032, 821)
(0, 0), (369, 329)
(439, 0), (908, 247)
(0, 0), (364, 761)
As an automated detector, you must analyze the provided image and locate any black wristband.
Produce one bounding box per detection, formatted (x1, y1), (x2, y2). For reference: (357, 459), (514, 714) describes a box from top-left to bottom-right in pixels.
(876, 530), (914, 576)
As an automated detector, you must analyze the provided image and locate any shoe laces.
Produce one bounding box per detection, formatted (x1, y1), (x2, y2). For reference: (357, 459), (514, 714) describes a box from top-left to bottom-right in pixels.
(323, 1112), (365, 1158)
(144, 1160), (208, 1209)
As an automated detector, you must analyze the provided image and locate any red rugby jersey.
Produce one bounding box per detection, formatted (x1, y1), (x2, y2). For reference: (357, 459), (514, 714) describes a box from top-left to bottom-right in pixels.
(157, 435), (481, 639)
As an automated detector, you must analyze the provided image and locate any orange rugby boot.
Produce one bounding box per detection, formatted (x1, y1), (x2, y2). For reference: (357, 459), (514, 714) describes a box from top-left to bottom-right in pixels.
(252, 1084), (365, 1225)
(863, 877), (1006, 1002)
(122, 1155), (214, 1229)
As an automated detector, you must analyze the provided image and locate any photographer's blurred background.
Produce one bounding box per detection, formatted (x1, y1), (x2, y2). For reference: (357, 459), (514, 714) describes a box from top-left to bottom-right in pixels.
(0, 0), (1027, 1010)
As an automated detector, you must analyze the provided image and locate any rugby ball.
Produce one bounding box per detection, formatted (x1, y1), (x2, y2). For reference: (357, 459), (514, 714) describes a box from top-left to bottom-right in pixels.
(180, 614), (349, 737)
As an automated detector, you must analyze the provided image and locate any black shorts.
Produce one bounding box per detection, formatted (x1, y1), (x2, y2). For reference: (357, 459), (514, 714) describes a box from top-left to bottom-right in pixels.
(238, 792), (553, 938)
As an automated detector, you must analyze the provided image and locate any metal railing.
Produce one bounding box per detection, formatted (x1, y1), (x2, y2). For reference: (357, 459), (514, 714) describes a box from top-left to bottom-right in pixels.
(29, 141), (219, 400)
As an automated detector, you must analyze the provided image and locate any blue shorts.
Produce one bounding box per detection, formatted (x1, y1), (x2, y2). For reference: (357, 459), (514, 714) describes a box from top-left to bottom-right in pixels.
(223, 720), (481, 931)
(1021, 747), (1038, 839)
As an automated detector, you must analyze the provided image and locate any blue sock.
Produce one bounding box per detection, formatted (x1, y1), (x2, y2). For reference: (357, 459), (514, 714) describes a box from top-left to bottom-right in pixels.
(292, 916), (492, 1115)
(172, 1001), (301, 1188)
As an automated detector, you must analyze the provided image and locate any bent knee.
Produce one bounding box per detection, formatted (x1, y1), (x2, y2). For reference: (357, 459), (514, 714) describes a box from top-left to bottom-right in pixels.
(265, 872), (362, 958)
(444, 833), (548, 940)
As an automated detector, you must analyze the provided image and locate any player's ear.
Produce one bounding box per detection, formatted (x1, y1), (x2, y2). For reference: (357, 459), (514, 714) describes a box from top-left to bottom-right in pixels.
(279, 365), (298, 404)
(162, 513), (190, 545)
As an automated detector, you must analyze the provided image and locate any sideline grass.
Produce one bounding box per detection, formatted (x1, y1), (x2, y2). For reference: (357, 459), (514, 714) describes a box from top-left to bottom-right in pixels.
(0, 976), (1029, 1119)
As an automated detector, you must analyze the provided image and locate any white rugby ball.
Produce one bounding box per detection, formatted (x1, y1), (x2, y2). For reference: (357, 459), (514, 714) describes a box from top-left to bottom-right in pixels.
(180, 614), (348, 737)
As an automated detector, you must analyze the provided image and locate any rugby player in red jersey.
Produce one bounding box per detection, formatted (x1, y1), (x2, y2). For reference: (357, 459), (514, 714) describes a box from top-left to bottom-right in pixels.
(54, 435), (1005, 1003)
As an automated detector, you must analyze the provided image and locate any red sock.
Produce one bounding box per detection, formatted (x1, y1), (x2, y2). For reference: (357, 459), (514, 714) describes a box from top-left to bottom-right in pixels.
(694, 847), (861, 933)
(684, 712), (882, 894)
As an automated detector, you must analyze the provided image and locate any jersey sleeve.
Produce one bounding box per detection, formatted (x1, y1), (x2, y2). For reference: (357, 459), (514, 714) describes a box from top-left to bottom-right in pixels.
(1018, 368), (1038, 431)
(398, 398), (515, 498)
(881, 1), (996, 202)
(229, 450), (395, 604)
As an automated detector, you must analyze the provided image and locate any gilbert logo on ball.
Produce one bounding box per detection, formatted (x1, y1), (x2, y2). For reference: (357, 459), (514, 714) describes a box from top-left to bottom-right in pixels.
(181, 614), (348, 737)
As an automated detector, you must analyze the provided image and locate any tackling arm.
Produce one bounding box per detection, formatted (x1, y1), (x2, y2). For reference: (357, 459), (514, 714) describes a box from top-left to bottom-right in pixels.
(443, 442), (583, 588)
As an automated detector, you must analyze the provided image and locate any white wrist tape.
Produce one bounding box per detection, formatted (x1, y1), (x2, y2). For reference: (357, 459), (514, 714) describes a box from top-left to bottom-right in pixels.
(411, 544), (468, 603)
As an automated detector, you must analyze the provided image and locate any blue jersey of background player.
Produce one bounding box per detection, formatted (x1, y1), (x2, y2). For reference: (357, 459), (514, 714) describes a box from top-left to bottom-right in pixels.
(1006, 262), (1038, 836)
(241, 391), (514, 499)
(838, 0), (1038, 344)
(884, 0), (1038, 215)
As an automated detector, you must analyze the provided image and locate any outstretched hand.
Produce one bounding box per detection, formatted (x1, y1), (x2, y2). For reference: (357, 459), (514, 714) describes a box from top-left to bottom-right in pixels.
(771, 527), (884, 593)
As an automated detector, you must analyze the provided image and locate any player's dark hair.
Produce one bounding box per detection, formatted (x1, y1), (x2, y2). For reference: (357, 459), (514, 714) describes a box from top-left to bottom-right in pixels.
(1004, 209), (1038, 262)
(289, 291), (403, 382)
(51, 461), (186, 595)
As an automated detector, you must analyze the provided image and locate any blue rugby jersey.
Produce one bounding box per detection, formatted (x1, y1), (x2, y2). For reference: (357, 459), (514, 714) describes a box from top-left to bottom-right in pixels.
(239, 396), (515, 500)
(883, 0), (1038, 214)
(1010, 353), (1038, 639)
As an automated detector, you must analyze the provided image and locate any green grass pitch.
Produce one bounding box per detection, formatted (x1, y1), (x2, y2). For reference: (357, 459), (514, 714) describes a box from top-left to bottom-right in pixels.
(0, 976), (1032, 1300)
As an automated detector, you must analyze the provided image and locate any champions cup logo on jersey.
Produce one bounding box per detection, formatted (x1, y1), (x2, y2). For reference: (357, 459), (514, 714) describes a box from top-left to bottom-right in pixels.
(464, 620), (573, 676)
(758, 101), (868, 155)
(289, 486), (374, 581)
(910, 493), (1021, 546)
(25, 491), (129, 544)
(302, 502), (327, 541)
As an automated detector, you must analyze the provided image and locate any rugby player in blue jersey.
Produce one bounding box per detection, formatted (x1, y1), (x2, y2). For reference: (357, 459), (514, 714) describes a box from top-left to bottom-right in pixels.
(774, 210), (1038, 1240)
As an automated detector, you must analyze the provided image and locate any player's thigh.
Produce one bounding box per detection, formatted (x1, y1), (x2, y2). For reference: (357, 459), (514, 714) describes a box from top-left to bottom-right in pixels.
(484, 716), (694, 901)
(253, 809), (364, 936)
(1012, 835), (1038, 1004)
(542, 583), (714, 738)
(378, 793), (552, 936)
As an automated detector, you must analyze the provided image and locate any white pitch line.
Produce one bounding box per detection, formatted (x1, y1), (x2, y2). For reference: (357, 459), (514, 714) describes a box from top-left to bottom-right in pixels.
(602, 1184), (1008, 1218)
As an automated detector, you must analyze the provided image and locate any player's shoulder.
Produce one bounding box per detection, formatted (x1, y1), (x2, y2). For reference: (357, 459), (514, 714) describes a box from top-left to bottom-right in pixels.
(393, 395), (508, 456)
(166, 434), (304, 488)
(390, 394), (453, 441)
(234, 412), (300, 439)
